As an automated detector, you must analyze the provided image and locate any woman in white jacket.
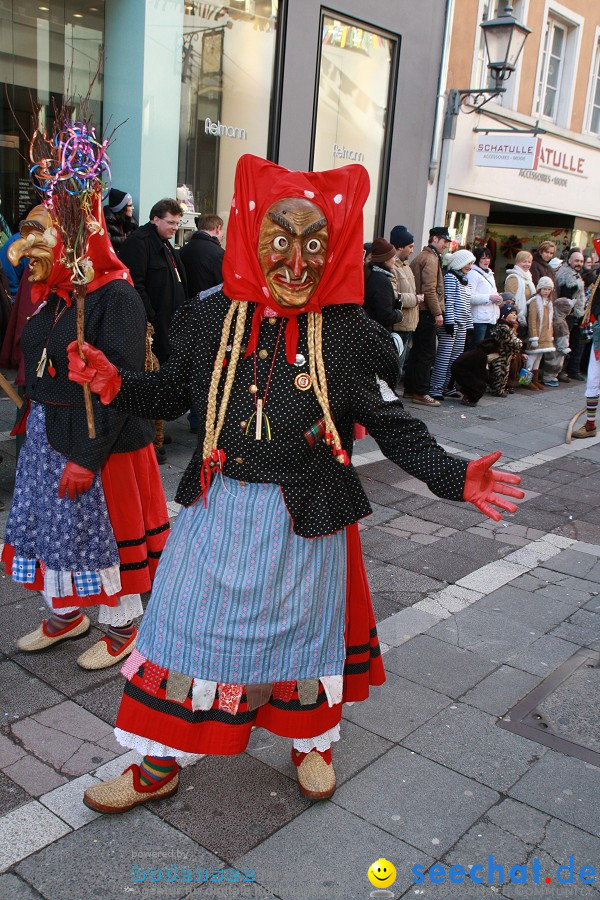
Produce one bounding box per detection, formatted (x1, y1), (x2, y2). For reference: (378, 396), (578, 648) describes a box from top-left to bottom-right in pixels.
(504, 251), (536, 337)
(466, 246), (502, 349)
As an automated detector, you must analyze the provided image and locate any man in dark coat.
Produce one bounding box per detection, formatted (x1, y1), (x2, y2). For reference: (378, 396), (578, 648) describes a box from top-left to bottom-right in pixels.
(119, 198), (187, 366)
(179, 214), (224, 298)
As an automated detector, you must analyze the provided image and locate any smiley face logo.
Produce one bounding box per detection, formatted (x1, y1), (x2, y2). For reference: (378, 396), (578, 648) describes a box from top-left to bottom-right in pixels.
(367, 858), (397, 888)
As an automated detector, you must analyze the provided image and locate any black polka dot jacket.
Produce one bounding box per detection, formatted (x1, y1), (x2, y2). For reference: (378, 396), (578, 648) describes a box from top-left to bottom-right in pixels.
(22, 281), (155, 472)
(112, 289), (470, 538)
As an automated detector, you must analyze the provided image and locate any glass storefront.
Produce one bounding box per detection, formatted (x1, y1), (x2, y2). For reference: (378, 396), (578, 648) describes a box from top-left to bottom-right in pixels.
(0, 0), (104, 232)
(178, 0), (280, 224)
(311, 13), (397, 238)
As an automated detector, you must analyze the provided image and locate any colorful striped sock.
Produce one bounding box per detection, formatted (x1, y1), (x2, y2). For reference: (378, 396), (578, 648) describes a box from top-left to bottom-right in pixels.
(45, 608), (82, 636)
(586, 395), (599, 428)
(106, 622), (136, 653)
(139, 755), (176, 786)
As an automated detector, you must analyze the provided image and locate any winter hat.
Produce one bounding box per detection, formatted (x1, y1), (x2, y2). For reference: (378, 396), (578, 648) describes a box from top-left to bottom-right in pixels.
(548, 257), (562, 271)
(500, 302), (516, 320)
(536, 276), (554, 291)
(107, 189), (132, 213)
(446, 248), (475, 271)
(501, 291), (515, 302)
(370, 238), (397, 263)
(389, 225), (414, 248)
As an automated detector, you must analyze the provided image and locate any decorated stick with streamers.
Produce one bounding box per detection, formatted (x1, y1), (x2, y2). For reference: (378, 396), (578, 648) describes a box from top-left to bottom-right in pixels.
(29, 115), (111, 439)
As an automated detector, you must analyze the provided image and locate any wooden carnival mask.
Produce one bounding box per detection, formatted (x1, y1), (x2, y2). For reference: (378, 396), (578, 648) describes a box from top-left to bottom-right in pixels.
(7, 205), (58, 283)
(257, 197), (329, 309)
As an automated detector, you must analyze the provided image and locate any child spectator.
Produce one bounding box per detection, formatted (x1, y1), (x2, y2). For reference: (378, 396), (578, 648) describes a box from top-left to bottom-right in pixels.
(489, 304), (524, 396)
(528, 276), (556, 387)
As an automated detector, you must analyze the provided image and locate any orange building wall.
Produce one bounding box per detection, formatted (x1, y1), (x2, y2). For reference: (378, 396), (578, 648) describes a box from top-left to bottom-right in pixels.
(447, 0), (600, 134)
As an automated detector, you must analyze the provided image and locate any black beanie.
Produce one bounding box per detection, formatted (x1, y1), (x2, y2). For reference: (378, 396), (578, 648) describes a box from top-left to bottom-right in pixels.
(107, 189), (132, 213)
(389, 225), (414, 248)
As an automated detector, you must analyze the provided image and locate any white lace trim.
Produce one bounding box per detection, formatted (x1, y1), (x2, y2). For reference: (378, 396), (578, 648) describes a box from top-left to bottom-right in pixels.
(292, 724), (340, 754)
(98, 594), (143, 626)
(114, 727), (202, 767)
(376, 374), (398, 403)
(47, 600), (80, 615)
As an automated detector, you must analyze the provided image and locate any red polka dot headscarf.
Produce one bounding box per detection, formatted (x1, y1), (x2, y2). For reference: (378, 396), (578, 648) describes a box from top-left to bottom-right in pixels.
(222, 154), (370, 362)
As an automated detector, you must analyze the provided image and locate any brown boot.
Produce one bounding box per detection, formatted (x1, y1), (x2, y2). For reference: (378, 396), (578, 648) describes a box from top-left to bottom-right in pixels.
(531, 370), (544, 390)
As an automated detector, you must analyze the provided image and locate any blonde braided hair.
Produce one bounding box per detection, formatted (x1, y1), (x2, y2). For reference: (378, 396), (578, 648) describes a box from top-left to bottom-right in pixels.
(307, 311), (344, 460)
(202, 300), (247, 460)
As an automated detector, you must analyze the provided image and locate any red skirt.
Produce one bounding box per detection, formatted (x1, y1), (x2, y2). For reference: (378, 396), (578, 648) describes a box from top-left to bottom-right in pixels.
(2, 443), (170, 607)
(115, 523), (385, 753)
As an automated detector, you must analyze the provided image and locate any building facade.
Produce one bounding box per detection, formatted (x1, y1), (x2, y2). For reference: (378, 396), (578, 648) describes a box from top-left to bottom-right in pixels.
(1, 0), (447, 248)
(434, 0), (600, 281)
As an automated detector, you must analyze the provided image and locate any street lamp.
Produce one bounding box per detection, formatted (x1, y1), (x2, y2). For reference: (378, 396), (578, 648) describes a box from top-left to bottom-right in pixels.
(448, 3), (531, 115)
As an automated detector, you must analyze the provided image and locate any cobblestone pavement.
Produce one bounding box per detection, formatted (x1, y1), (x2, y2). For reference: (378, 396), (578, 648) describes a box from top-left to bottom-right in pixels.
(0, 377), (599, 900)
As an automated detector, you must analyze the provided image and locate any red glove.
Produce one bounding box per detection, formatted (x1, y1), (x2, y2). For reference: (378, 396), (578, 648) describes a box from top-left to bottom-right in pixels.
(58, 462), (95, 500)
(463, 450), (524, 521)
(67, 341), (122, 404)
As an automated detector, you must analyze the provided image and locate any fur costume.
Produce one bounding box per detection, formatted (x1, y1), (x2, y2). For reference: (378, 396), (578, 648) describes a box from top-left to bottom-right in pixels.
(451, 337), (499, 404)
(489, 320), (522, 396)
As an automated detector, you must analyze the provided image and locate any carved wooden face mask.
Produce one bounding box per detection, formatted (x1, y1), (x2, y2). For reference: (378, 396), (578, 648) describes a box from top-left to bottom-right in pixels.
(257, 197), (329, 309)
(7, 205), (57, 283)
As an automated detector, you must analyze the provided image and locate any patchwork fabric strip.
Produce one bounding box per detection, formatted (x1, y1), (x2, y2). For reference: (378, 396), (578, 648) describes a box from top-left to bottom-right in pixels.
(320, 675), (344, 707)
(44, 569), (74, 599)
(142, 661), (168, 696)
(73, 570), (102, 596)
(191, 679), (218, 712)
(11, 557), (37, 584)
(217, 683), (243, 715)
(297, 678), (319, 706)
(245, 683), (272, 711)
(271, 680), (295, 702)
(99, 564), (122, 598)
(165, 671), (193, 703)
(121, 649), (147, 681)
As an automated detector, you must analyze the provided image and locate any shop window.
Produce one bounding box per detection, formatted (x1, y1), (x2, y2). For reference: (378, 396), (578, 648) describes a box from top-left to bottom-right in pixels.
(585, 34), (600, 136)
(178, 0), (282, 223)
(533, 7), (582, 128)
(310, 12), (398, 238)
(0, 1), (104, 231)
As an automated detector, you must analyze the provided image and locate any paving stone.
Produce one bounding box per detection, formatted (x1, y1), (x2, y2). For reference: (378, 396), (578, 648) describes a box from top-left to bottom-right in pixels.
(552, 609), (600, 649)
(92, 750), (138, 780)
(535, 582), (597, 608)
(34, 700), (114, 742)
(156, 753), (310, 863)
(485, 797), (551, 846)
(357, 525), (414, 563)
(414, 584), (483, 621)
(15, 807), (220, 899)
(11, 706), (118, 776)
(11, 627), (118, 695)
(426, 607), (544, 664)
(3, 754), (67, 797)
(510, 633), (582, 677)
(462, 666), (541, 717)
(442, 820), (531, 888)
(334, 745), (498, 857)
(0, 732), (26, 768)
(539, 816), (600, 882)
(475, 585), (576, 628)
(0, 800), (71, 872)
(509, 751), (600, 835)
(0, 661), (63, 723)
(0, 770), (31, 816)
(541, 550), (598, 579)
(385, 514), (442, 535)
(384, 635), (497, 698)
(364, 563), (445, 597)
(238, 801), (432, 900)
(343, 671), (451, 742)
(247, 719), (391, 787)
(501, 848), (600, 900)
(404, 702), (547, 792)
(0, 576), (37, 608)
(377, 607), (441, 646)
(0, 873), (41, 899)
(457, 560), (529, 594)
(360, 476), (418, 508)
(510, 572), (559, 592)
(408, 500), (486, 530)
(362, 501), (406, 527)
(398, 876), (499, 897)
(39, 774), (102, 829)
(0, 601), (45, 654)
